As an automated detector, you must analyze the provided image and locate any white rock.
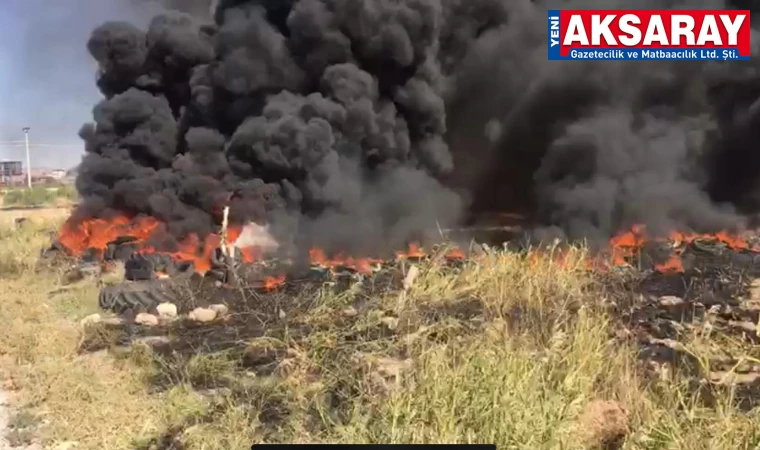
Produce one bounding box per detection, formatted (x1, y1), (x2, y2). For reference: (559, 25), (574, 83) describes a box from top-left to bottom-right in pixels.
(135, 313), (159, 327)
(209, 304), (229, 317)
(709, 371), (760, 385)
(79, 314), (102, 327)
(156, 302), (178, 319)
(380, 317), (399, 330)
(729, 320), (757, 334)
(102, 317), (125, 326)
(403, 265), (420, 291)
(341, 306), (359, 317)
(658, 296), (684, 307)
(133, 336), (171, 347)
(189, 308), (217, 323)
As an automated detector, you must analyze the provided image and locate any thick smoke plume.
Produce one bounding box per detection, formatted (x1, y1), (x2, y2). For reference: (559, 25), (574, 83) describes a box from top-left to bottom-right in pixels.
(74, 0), (760, 254)
(447, 0), (760, 245)
(77, 0), (465, 255)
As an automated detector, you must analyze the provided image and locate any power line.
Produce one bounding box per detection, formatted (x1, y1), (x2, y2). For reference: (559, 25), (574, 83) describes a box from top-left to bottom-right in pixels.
(2, 146), (81, 149)
(0, 142), (81, 147)
(17, 145), (81, 149)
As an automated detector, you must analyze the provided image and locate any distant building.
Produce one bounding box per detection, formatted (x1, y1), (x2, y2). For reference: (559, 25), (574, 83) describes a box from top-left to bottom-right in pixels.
(29, 169), (48, 178)
(49, 169), (67, 179)
(0, 163), (79, 186)
(0, 161), (23, 178)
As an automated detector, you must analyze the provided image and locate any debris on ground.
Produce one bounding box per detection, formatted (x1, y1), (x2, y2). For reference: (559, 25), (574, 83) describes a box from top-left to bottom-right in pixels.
(576, 400), (629, 449)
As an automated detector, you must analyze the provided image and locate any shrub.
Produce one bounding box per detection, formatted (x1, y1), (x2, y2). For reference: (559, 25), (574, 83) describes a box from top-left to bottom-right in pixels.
(2, 185), (77, 207)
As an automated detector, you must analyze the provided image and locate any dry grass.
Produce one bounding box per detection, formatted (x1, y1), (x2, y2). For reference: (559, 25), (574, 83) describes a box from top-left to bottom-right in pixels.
(0, 207), (71, 227)
(1, 220), (760, 449)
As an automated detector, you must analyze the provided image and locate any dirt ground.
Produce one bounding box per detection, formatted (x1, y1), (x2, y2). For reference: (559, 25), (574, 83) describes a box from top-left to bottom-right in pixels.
(0, 387), (41, 450)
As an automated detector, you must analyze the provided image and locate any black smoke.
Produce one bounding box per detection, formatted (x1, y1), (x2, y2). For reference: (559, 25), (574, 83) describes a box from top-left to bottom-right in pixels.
(76, 0), (464, 256)
(74, 0), (760, 254)
(445, 0), (760, 244)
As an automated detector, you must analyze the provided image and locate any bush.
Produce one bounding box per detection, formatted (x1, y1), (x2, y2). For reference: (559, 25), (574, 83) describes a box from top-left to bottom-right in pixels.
(2, 185), (77, 207)
(56, 184), (78, 202)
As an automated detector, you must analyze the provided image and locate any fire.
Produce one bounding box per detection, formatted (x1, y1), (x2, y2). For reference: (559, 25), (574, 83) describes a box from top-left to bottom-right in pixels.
(57, 214), (256, 274)
(309, 248), (383, 275)
(304, 242), (466, 278)
(307, 242), (465, 276)
(396, 243), (425, 259)
(601, 224), (760, 273)
(63, 213), (760, 287)
(654, 255), (684, 274)
(68, 213), (760, 288)
(58, 215), (159, 256)
(56, 215), (470, 291)
(444, 248), (466, 260)
(391, 243), (465, 261)
(527, 224), (760, 274)
(608, 224), (646, 267)
(263, 274), (286, 291)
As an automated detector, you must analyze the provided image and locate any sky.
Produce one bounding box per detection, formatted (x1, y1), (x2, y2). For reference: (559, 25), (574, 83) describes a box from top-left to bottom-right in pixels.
(0, 0), (203, 170)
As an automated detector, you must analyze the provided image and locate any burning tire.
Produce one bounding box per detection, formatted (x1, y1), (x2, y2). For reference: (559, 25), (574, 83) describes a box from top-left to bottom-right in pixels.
(98, 279), (178, 314)
(123, 253), (195, 281)
(125, 253), (173, 280)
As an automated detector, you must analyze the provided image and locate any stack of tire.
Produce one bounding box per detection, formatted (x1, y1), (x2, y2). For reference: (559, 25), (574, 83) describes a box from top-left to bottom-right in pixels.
(98, 253), (191, 314)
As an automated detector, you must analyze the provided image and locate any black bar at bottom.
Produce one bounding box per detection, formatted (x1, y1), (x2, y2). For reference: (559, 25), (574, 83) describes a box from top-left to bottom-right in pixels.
(253, 446), (495, 450)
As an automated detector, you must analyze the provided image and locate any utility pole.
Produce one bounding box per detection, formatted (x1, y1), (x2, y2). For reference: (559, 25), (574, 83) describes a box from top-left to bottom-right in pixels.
(22, 127), (31, 189)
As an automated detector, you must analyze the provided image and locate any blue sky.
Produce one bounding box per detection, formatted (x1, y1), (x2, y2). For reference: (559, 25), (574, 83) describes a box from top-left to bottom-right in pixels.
(0, 0), (161, 169)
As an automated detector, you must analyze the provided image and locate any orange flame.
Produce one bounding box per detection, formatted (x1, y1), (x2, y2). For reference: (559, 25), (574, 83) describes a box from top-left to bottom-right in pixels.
(57, 215), (251, 274)
(602, 224), (760, 273)
(395, 242), (425, 259)
(57, 215), (475, 290)
(58, 216), (159, 256)
(444, 248), (465, 260)
(608, 224), (646, 267)
(58, 212), (760, 283)
(263, 274), (286, 291)
(525, 224), (760, 274)
(654, 255), (684, 274)
(309, 248), (383, 275)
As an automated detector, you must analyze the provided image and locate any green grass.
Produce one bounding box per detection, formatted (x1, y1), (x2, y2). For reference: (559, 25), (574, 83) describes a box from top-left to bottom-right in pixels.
(1, 184), (77, 207)
(0, 220), (760, 449)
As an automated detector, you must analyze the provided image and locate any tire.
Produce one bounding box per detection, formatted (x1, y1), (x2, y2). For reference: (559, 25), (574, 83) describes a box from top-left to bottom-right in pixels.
(691, 239), (727, 256)
(125, 253), (178, 280)
(105, 238), (138, 261)
(98, 279), (178, 314)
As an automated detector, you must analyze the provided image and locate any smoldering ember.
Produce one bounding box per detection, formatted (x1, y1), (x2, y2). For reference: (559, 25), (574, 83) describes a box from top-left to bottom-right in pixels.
(42, 0), (760, 306)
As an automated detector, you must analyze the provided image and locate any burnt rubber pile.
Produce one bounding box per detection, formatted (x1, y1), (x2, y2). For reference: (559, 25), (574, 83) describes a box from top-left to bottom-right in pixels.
(41, 232), (468, 317)
(42, 233), (251, 313)
(605, 237), (760, 409)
